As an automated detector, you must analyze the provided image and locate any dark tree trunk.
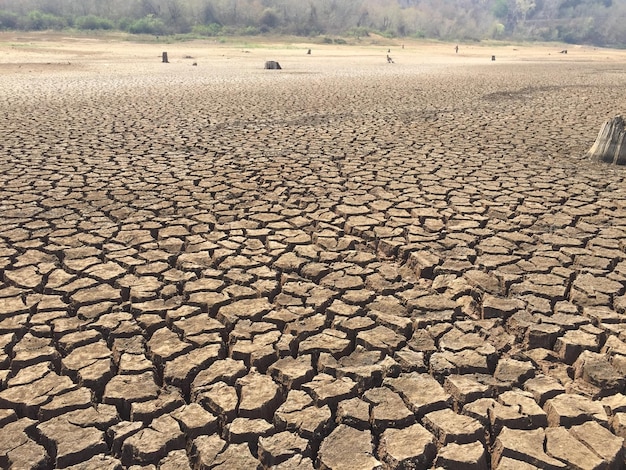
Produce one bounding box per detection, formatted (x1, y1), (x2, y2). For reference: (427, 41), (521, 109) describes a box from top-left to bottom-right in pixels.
(587, 116), (626, 165)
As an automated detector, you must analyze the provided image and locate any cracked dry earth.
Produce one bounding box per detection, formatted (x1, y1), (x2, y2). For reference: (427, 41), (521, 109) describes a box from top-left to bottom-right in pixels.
(2, 42), (626, 470)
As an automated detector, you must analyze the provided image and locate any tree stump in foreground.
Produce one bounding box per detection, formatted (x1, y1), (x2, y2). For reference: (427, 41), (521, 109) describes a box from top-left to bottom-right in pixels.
(587, 116), (626, 165)
(264, 61), (281, 70)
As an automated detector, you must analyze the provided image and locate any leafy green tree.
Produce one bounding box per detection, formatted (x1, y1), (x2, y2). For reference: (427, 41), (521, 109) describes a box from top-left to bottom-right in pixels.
(0, 0), (623, 46)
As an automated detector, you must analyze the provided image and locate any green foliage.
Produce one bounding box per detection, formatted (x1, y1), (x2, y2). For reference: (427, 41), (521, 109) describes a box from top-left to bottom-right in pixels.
(558, 16), (596, 44)
(127, 15), (168, 35)
(18, 10), (67, 31)
(0, 0), (623, 47)
(378, 30), (397, 39)
(260, 8), (280, 28)
(0, 10), (18, 30)
(117, 17), (133, 31)
(539, 27), (560, 41)
(240, 26), (261, 36)
(492, 0), (509, 19)
(191, 23), (222, 36)
(491, 22), (506, 38)
(75, 15), (114, 30)
(319, 37), (348, 44)
(347, 27), (370, 38)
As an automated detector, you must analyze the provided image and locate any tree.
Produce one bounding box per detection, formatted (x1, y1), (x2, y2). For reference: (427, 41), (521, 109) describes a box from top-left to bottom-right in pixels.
(0, 0), (623, 47)
(260, 8), (280, 28)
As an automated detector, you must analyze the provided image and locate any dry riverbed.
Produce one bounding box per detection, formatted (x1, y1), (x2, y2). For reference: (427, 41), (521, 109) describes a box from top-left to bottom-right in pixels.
(2, 33), (626, 469)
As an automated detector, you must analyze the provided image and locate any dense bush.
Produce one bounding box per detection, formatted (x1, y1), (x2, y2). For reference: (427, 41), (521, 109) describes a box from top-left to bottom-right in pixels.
(260, 8), (280, 28)
(0, 10), (18, 30)
(18, 10), (67, 31)
(127, 15), (168, 35)
(191, 23), (222, 37)
(347, 27), (371, 38)
(240, 26), (261, 36)
(74, 15), (114, 30)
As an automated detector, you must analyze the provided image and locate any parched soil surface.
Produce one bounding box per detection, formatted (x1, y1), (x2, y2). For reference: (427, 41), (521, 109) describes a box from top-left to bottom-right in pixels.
(2, 34), (626, 469)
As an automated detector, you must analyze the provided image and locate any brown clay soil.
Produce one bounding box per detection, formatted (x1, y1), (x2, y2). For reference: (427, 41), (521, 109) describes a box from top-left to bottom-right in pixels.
(2, 32), (626, 469)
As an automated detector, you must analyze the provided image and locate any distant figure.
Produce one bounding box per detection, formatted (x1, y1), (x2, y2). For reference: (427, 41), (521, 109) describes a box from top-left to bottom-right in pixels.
(402, 44), (404, 49)
(387, 49), (391, 53)
(307, 49), (311, 55)
(387, 55), (394, 63)
(455, 45), (459, 54)
(560, 49), (567, 54)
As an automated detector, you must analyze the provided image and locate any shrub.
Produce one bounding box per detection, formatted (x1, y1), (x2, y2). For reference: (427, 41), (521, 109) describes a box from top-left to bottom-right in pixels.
(240, 26), (260, 36)
(0, 10), (18, 30)
(378, 29), (396, 39)
(492, 0), (509, 20)
(191, 23), (222, 36)
(347, 27), (370, 38)
(127, 15), (168, 35)
(75, 15), (114, 30)
(260, 8), (280, 29)
(19, 10), (67, 30)
(117, 17), (132, 31)
(490, 22), (505, 39)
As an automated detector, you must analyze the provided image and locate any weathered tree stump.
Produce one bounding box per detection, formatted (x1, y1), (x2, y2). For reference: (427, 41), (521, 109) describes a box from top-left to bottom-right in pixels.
(587, 116), (626, 165)
(162, 52), (169, 63)
(264, 61), (281, 70)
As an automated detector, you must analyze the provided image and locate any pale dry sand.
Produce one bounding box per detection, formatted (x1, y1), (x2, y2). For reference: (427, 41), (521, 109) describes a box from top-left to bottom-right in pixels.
(2, 33), (626, 469)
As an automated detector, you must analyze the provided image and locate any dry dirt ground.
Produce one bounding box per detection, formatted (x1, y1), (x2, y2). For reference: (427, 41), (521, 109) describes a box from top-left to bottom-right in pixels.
(2, 32), (626, 469)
